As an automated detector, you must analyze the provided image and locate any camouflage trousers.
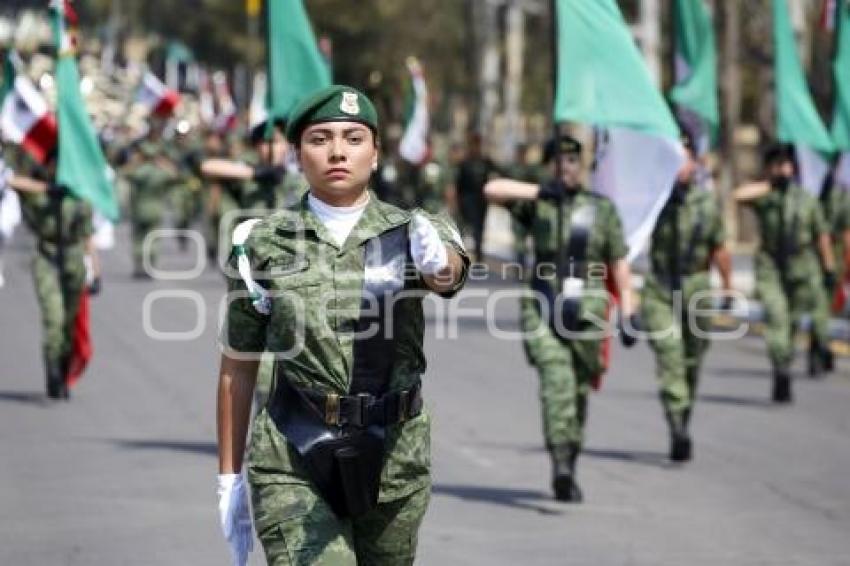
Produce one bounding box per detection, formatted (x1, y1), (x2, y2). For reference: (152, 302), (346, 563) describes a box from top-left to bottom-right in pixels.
(520, 298), (600, 448)
(131, 215), (162, 273)
(31, 247), (86, 369)
(641, 282), (711, 417)
(756, 277), (830, 371)
(248, 412), (430, 566)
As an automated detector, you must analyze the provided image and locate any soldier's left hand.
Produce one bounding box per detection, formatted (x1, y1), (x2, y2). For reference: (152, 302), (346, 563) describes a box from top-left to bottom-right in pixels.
(619, 313), (639, 348)
(410, 214), (448, 275)
(823, 271), (837, 293)
(88, 277), (101, 296)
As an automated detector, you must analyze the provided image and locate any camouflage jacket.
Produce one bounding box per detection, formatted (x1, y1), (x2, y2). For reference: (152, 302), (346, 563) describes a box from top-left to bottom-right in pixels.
(746, 183), (829, 284)
(511, 188), (627, 320)
(227, 191), (469, 500)
(821, 185), (850, 238)
(645, 186), (724, 296)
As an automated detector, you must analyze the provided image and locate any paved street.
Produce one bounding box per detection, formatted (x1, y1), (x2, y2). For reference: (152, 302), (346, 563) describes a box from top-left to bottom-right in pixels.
(1, 228), (849, 566)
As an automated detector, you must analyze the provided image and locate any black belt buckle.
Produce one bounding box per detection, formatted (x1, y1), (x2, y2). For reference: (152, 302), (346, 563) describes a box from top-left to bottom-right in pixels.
(351, 393), (374, 427)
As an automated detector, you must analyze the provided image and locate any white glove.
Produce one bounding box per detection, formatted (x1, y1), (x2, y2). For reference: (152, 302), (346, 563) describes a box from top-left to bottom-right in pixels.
(410, 214), (448, 275)
(217, 473), (253, 566)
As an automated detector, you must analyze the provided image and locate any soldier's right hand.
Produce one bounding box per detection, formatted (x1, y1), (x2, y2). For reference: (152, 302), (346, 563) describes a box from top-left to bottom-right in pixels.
(823, 271), (837, 293)
(537, 179), (566, 201)
(88, 277), (102, 296)
(619, 314), (639, 348)
(252, 164), (286, 186)
(217, 473), (253, 566)
(46, 182), (65, 198)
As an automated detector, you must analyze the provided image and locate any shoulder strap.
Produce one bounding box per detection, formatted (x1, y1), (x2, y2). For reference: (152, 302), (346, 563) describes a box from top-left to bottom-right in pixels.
(564, 201), (597, 279)
(232, 218), (270, 315)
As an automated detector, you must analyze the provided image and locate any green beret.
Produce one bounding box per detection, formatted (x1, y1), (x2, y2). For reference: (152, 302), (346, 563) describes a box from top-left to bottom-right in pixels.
(285, 85), (378, 144)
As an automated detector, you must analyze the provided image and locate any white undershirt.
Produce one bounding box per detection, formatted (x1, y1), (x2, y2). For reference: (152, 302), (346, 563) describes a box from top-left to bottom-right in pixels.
(307, 192), (369, 246)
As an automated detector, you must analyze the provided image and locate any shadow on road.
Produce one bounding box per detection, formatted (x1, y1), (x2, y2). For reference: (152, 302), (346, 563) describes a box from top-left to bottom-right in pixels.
(707, 367), (770, 380)
(113, 439), (216, 456)
(697, 393), (773, 408)
(0, 390), (50, 406)
(582, 447), (671, 469)
(432, 483), (563, 515)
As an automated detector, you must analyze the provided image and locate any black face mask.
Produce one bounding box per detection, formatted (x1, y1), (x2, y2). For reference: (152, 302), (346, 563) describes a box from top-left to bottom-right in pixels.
(670, 182), (688, 204)
(771, 175), (791, 191)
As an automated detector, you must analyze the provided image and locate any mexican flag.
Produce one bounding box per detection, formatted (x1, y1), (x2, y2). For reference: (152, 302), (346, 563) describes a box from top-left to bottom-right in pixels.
(554, 0), (684, 261)
(212, 70), (237, 133)
(399, 57), (430, 166)
(136, 71), (181, 118)
(831, 0), (850, 189)
(774, 0), (835, 195)
(249, 71), (268, 130)
(669, 0), (719, 155)
(266, 0), (331, 121)
(51, 0), (119, 221)
(0, 52), (58, 164)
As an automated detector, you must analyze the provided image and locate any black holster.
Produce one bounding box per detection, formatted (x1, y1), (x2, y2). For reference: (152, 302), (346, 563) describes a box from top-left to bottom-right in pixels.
(270, 381), (385, 519)
(268, 223), (415, 518)
(531, 274), (582, 334)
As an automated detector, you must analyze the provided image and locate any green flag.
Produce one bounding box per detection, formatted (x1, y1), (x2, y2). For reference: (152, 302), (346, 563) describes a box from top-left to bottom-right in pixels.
(50, 2), (119, 221)
(554, 0), (679, 138)
(773, 0), (834, 154)
(669, 0), (719, 147)
(831, 0), (850, 150)
(266, 0), (332, 121)
(553, 0), (683, 260)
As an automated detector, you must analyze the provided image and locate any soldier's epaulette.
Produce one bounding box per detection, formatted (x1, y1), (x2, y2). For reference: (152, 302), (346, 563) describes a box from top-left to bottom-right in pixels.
(377, 198), (412, 226)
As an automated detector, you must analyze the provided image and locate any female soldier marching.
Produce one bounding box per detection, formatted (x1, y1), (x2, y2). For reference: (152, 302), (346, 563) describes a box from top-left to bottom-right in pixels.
(216, 85), (468, 565)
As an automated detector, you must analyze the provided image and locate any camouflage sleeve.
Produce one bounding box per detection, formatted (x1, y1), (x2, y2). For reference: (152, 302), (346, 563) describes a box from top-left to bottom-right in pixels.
(81, 203), (95, 239)
(838, 193), (850, 233)
(223, 245), (269, 354)
(603, 200), (629, 262)
(417, 209), (470, 298)
(707, 196), (726, 249)
(811, 197), (830, 239)
(508, 200), (536, 230)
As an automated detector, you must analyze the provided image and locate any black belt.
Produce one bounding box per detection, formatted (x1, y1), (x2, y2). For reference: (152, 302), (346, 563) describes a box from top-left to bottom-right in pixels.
(272, 380), (423, 428)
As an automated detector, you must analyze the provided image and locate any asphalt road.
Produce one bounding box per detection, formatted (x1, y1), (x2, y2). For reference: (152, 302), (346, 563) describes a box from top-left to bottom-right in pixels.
(1, 226), (849, 566)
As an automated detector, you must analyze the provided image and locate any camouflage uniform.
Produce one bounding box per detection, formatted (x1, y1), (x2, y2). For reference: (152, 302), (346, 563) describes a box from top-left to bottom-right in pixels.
(820, 184), (850, 306)
(224, 192), (468, 565)
(166, 135), (204, 245)
(744, 184), (831, 380)
(20, 187), (93, 392)
(512, 189), (627, 453)
(125, 142), (177, 274)
(642, 186), (724, 442)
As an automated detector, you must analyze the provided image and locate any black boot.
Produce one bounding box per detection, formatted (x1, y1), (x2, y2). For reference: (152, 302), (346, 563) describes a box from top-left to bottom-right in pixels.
(666, 411), (692, 462)
(808, 337), (835, 378)
(45, 359), (68, 400)
(550, 443), (583, 503)
(808, 339), (824, 378)
(772, 369), (792, 404)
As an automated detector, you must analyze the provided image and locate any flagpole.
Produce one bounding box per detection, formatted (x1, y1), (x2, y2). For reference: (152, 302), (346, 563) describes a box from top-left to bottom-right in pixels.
(550, 0), (565, 284)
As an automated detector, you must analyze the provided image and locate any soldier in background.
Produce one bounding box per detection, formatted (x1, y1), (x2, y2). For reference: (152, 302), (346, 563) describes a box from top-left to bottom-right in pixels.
(6, 151), (99, 399)
(818, 169), (850, 321)
(641, 135), (732, 462)
(734, 143), (836, 402)
(456, 132), (503, 262)
(484, 135), (637, 503)
(124, 139), (178, 278)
